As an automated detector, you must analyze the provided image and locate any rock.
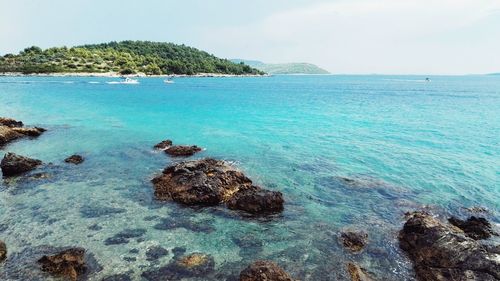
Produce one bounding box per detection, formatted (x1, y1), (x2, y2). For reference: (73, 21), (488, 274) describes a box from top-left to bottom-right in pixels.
(65, 154), (85, 165)
(240, 260), (296, 281)
(449, 216), (497, 240)
(227, 185), (284, 214)
(1, 152), (42, 177)
(38, 247), (87, 281)
(11, 127), (46, 137)
(153, 216), (215, 233)
(104, 228), (147, 245)
(165, 145), (202, 157)
(102, 274), (133, 281)
(0, 126), (22, 146)
(146, 246), (169, 261)
(141, 252), (215, 280)
(80, 205), (126, 218)
(0, 240), (6, 262)
(152, 158), (252, 205)
(154, 139), (173, 150)
(340, 230), (368, 253)
(399, 211), (500, 281)
(0, 117), (23, 127)
(347, 262), (375, 281)
(152, 158), (284, 214)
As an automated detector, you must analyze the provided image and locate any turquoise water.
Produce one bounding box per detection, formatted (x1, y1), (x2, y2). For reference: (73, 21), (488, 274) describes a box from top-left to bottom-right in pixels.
(0, 75), (499, 280)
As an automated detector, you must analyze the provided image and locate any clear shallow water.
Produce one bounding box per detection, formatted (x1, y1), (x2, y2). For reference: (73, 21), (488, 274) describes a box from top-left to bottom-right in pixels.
(0, 75), (499, 280)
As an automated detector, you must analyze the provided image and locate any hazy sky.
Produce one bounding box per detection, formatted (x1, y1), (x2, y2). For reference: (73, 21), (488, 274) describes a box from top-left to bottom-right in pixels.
(1, 0), (499, 74)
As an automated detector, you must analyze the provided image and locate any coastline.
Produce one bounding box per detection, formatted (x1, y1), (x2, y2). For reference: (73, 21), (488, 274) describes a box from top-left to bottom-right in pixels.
(0, 72), (270, 78)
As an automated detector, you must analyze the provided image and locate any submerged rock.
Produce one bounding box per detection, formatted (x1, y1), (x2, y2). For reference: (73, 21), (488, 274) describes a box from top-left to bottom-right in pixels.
(1, 152), (42, 177)
(65, 154), (84, 165)
(448, 216), (497, 240)
(141, 252), (215, 280)
(104, 228), (147, 245)
(152, 158), (284, 214)
(347, 262), (375, 281)
(154, 139), (173, 150)
(1, 245), (101, 281)
(340, 230), (368, 253)
(146, 246), (169, 261)
(164, 145), (202, 157)
(0, 240), (6, 262)
(38, 247), (87, 281)
(240, 260), (296, 281)
(227, 185), (284, 214)
(11, 127), (46, 137)
(399, 211), (500, 281)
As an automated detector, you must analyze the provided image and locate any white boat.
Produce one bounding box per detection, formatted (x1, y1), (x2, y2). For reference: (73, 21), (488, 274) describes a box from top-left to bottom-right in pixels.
(164, 78), (174, 84)
(106, 77), (139, 84)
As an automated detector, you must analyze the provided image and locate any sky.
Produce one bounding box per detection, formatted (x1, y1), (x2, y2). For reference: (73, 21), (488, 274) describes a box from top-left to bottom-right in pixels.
(1, 0), (499, 74)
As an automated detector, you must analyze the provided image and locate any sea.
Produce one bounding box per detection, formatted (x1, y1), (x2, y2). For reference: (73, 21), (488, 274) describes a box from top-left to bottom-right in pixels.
(0, 75), (499, 280)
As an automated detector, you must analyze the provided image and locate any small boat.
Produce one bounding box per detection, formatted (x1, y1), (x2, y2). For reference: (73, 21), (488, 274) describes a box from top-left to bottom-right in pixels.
(106, 77), (139, 85)
(164, 78), (174, 84)
(425, 78), (431, 82)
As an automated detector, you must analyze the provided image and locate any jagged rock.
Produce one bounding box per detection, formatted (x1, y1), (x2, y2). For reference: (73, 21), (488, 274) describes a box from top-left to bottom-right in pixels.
(152, 158), (285, 214)
(0, 240), (6, 262)
(1, 152), (42, 177)
(0, 117), (23, 127)
(240, 260), (296, 281)
(399, 211), (500, 281)
(154, 139), (173, 150)
(449, 216), (497, 240)
(0, 118), (45, 147)
(165, 145), (202, 157)
(65, 155), (84, 165)
(347, 262), (375, 281)
(152, 158), (252, 205)
(340, 230), (368, 253)
(227, 185), (284, 214)
(38, 247), (87, 281)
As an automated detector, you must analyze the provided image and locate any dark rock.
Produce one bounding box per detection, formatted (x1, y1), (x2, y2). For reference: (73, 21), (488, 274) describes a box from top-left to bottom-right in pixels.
(88, 224), (102, 231)
(123, 257), (136, 262)
(1, 152), (42, 177)
(142, 252), (215, 280)
(340, 230), (368, 253)
(105, 228), (147, 245)
(164, 145), (202, 157)
(227, 185), (284, 214)
(0, 117), (23, 127)
(347, 262), (375, 281)
(102, 274), (133, 281)
(154, 139), (173, 150)
(240, 260), (296, 281)
(0, 245), (101, 281)
(80, 205), (126, 218)
(172, 247), (186, 257)
(0, 240), (6, 262)
(153, 216), (215, 233)
(152, 158), (252, 205)
(464, 206), (489, 214)
(65, 155), (84, 165)
(146, 246), (169, 261)
(449, 216), (497, 240)
(38, 247), (87, 281)
(399, 211), (500, 281)
(129, 249), (139, 254)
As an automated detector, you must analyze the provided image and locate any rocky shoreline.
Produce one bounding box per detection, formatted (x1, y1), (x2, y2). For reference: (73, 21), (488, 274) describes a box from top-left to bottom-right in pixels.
(0, 116), (499, 280)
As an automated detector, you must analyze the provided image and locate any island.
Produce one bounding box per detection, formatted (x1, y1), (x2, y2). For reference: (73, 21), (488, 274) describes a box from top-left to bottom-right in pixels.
(231, 59), (329, 75)
(0, 41), (264, 76)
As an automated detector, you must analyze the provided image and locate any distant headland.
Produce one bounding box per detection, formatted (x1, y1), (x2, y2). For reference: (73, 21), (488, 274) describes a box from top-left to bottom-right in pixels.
(0, 41), (264, 76)
(231, 59), (330, 75)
